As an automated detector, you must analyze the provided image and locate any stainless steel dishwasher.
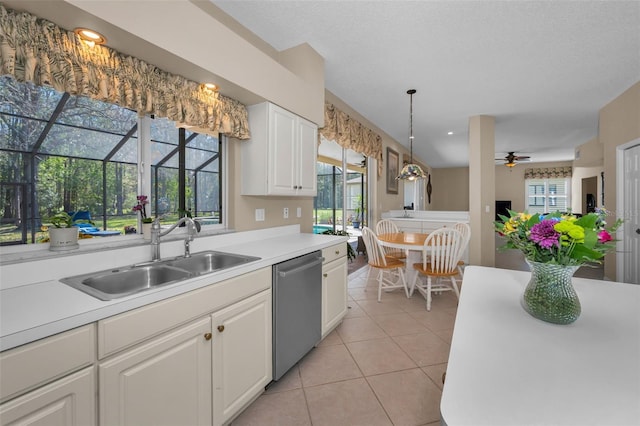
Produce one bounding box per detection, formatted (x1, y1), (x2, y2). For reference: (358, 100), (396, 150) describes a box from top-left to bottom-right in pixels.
(272, 250), (323, 381)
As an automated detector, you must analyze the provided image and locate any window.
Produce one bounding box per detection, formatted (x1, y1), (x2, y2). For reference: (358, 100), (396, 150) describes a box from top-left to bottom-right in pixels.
(526, 178), (570, 214)
(0, 77), (224, 246)
(314, 138), (366, 232)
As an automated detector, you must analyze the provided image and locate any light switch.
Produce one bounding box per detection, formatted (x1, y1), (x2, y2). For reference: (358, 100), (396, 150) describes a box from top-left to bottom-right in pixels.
(255, 208), (265, 221)
(296, 207), (302, 218)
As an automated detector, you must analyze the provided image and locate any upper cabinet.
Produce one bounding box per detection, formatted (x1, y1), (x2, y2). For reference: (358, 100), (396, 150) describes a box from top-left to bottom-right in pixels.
(241, 103), (318, 196)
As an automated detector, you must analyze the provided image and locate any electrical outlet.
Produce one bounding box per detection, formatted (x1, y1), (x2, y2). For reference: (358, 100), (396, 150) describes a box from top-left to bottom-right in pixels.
(296, 207), (302, 218)
(255, 208), (265, 221)
(283, 207), (289, 219)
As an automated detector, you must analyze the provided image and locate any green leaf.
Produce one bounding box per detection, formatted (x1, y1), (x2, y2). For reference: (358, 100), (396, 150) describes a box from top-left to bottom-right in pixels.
(575, 214), (598, 229)
(571, 244), (603, 262)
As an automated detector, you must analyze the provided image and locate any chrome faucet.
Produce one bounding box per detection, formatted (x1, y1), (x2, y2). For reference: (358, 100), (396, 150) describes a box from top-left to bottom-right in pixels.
(150, 216), (201, 261)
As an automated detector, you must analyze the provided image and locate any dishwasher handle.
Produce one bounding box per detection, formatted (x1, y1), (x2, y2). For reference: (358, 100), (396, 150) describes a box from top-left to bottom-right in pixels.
(278, 257), (324, 278)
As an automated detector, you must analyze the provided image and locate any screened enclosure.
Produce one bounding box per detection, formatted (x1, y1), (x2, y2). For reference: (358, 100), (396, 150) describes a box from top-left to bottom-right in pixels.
(0, 76), (222, 245)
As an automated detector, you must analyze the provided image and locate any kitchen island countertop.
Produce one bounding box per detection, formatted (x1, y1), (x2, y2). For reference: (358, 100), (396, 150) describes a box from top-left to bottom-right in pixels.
(441, 266), (640, 426)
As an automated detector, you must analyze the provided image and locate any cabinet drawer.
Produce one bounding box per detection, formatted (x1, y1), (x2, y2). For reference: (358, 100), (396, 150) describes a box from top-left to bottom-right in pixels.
(322, 243), (346, 264)
(98, 267), (271, 359)
(0, 324), (95, 403)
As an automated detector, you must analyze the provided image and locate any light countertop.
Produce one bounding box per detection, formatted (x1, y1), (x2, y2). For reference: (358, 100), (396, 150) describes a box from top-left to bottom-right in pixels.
(441, 266), (640, 426)
(0, 227), (347, 351)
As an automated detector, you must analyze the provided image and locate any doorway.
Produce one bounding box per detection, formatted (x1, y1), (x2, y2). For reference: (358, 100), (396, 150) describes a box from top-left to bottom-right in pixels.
(616, 139), (640, 284)
(581, 176), (598, 214)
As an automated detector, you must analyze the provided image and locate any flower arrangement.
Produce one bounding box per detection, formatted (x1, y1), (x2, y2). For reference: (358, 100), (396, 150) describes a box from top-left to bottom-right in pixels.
(133, 195), (152, 223)
(495, 208), (622, 266)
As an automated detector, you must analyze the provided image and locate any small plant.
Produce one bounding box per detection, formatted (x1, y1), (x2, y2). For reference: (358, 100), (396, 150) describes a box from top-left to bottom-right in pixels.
(321, 229), (356, 261)
(133, 195), (152, 223)
(47, 212), (75, 228)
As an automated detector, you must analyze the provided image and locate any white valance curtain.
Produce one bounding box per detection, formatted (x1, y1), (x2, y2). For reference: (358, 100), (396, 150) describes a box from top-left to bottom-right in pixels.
(524, 166), (573, 179)
(320, 102), (383, 176)
(0, 3), (250, 139)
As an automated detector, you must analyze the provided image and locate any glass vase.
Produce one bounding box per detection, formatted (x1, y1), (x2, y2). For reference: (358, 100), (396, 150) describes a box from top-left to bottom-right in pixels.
(522, 260), (581, 325)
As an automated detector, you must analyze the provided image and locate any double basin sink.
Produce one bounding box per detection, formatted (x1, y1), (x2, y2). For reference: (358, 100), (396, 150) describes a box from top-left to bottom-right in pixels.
(61, 251), (261, 301)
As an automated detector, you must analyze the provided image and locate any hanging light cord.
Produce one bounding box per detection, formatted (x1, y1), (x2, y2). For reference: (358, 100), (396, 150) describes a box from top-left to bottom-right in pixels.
(408, 89), (416, 163)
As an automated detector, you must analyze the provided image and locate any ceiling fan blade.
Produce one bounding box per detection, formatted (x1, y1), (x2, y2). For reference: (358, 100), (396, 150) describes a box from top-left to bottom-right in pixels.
(514, 155), (531, 160)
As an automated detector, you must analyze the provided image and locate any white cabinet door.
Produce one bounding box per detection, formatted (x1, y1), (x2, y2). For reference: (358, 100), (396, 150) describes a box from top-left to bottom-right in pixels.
(270, 105), (297, 194)
(296, 117), (318, 195)
(0, 367), (95, 426)
(242, 102), (318, 196)
(212, 290), (272, 426)
(322, 257), (348, 337)
(99, 317), (212, 426)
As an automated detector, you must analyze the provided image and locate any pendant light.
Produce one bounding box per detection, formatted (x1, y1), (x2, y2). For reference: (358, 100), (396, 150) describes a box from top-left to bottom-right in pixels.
(397, 89), (426, 180)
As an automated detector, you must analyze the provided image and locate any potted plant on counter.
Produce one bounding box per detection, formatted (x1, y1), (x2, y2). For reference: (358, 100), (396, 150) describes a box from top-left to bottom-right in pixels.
(133, 195), (153, 238)
(46, 212), (80, 251)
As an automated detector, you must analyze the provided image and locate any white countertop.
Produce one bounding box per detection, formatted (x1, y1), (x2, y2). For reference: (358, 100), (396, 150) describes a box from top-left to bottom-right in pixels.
(441, 266), (640, 426)
(0, 227), (347, 351)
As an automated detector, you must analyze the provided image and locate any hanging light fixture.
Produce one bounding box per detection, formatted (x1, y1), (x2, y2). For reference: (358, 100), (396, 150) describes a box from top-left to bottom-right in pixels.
(397, 89), (427, 180)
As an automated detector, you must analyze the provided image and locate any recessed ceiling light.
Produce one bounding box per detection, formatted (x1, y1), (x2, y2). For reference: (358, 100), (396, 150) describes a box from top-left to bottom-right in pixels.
(74, 28), (106, 46)
(202, 83), (219, 91)
(447, 131), (454, 135)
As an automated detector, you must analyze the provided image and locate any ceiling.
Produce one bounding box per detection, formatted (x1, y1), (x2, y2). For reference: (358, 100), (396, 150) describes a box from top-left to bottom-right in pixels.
(5, 1), (638, 169)
(211, 0), (640, 168)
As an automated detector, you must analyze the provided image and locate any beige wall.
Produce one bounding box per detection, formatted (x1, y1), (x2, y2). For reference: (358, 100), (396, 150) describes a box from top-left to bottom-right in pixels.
(600, 81), (640, 281)
(430, 168), (469, 211)
(574, 137), (603, 167)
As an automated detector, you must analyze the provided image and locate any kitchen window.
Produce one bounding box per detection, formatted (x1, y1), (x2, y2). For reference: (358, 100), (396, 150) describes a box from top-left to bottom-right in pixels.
(526, 178), (570, 214)
(0, 77), (224, 246)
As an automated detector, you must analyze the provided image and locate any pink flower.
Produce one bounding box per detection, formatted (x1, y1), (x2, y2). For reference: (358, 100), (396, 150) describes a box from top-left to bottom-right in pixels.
(598, 230), (612, 243)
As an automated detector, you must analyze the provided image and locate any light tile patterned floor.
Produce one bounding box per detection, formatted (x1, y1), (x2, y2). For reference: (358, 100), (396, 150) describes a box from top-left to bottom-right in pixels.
(231, 264), (456, 426)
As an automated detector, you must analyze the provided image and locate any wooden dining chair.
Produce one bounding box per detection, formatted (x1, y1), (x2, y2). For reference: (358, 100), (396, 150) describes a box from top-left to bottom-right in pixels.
(375, 219), (407, 260)
(453, 222), (471, 281)
(411, 227), (465, 311)
(361, 227), (409, 302)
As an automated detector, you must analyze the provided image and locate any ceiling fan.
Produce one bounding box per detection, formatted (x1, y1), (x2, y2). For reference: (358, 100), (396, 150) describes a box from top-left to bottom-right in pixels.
(496, 152), (531, 168)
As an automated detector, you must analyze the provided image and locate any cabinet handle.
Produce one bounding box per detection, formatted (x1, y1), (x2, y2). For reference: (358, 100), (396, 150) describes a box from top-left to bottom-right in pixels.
(204, 333), (212, 341)
(323, 273), (328, 278)
(335, 250), (340, 255)
(217, 325), (225, 333)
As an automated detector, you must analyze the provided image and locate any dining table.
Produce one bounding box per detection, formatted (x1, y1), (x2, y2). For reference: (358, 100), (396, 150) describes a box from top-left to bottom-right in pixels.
(377, 232), (429, 293)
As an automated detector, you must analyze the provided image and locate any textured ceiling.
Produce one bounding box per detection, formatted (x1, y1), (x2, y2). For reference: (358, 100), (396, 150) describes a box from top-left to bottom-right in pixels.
(212, 0), (640, 168)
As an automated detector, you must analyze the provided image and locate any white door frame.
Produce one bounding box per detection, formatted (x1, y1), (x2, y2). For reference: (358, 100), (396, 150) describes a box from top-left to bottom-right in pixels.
(615, 138), (640, 282)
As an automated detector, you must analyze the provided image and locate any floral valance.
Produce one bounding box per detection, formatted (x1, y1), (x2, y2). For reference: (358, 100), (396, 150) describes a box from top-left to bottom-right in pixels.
(0, 4), (250, 139)
(524, 167), (572, 179)
(320, 102), (383, 176)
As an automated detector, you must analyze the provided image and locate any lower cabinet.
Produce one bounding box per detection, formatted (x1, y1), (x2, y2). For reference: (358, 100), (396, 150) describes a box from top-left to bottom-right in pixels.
(0, 367), (95, 426)
(321, 244), (348, 337)
(99, 317), (213, 426)
(212, 290), (272, 425)
(98, 288), (272, 426)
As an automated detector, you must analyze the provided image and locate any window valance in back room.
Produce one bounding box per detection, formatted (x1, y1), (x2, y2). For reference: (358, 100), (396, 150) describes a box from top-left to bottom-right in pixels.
(0, 3), (250, 139)
(320, 102), (383, 177)
(524, 166), (573, 179)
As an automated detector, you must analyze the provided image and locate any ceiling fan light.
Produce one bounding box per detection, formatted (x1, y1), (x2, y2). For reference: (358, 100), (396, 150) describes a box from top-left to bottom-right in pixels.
(505, 162), (517, 168)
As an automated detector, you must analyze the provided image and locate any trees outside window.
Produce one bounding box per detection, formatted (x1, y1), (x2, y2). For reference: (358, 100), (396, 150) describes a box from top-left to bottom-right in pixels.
(0, 77), (223, 245)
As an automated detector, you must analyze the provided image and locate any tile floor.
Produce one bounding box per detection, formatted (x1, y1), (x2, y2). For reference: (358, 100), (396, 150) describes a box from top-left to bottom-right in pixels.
(232, 241), (605, 425)
(232, 265), (456, 426)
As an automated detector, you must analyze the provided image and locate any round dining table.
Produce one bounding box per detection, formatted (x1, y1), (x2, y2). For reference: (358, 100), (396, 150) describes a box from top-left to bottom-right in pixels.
(377, 232), (429, 294)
